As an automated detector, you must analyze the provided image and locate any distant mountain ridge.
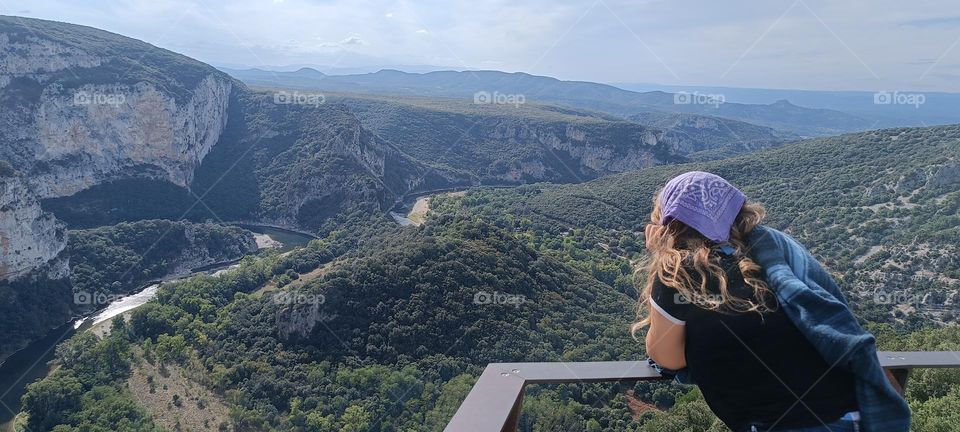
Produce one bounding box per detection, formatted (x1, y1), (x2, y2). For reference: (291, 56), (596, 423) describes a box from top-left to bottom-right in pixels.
(221, 67), (874, 137)
(615, 82), (960, 129)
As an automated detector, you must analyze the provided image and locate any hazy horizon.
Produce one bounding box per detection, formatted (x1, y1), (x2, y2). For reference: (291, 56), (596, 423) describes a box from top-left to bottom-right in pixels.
(2, 0), (959, 93)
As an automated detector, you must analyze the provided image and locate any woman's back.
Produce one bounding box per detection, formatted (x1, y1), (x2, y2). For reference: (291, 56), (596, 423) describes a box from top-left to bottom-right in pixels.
(650, 250), (858, 430)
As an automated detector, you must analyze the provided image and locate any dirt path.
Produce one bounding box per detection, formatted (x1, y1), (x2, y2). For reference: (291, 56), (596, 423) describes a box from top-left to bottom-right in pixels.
(624, 390), (661, 420)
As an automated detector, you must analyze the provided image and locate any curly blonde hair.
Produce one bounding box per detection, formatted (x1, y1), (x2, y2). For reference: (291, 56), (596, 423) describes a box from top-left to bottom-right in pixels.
(631, 191), (776, 335)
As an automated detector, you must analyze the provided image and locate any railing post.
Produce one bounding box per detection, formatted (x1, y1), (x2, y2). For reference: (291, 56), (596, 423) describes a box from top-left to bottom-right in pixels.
(503, 389), (524, 432)
(885, 368), (912, 396)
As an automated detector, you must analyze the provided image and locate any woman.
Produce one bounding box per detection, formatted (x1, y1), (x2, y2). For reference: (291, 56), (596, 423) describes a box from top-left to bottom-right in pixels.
(636, 171), (864, 432)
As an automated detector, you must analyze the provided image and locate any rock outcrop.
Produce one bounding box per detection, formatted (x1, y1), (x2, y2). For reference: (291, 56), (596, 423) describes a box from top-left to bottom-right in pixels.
(893, 160), (960, 193)
(480, 120), (662, 181)
(928, 162), (960, 189)
(167, 223), (258, 275)
(275, 299), (334, 340)
(0, 178), (67, 280)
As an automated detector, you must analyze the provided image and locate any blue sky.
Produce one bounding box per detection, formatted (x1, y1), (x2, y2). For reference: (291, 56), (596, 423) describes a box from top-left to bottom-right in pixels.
(3, 0), (959, 92)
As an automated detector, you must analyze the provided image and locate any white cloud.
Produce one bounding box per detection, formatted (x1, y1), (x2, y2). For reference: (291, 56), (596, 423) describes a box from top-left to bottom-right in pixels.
(318, 35), (367, 48)
(341, 36), (365, 45)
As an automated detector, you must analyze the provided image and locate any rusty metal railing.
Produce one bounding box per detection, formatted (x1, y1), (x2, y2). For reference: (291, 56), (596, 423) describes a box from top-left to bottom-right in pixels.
(444, 351), (960, 432)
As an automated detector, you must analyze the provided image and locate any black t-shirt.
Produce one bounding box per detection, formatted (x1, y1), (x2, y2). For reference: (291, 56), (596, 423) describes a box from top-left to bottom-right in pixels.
(649, 251), (859, 431)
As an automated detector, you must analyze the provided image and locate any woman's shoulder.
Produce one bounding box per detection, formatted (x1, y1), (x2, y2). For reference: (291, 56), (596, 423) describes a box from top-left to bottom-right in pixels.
(648, 275), (691, 324)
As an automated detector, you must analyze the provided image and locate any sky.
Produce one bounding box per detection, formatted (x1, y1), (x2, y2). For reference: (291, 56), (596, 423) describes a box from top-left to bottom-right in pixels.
(2, 0), (960, 92)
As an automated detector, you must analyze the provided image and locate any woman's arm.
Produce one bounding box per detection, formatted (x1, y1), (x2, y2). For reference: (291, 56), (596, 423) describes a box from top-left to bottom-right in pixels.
(645, 302), (687, 370)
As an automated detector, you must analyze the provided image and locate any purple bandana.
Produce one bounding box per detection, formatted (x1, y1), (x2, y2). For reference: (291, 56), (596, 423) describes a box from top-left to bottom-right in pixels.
(658, 171), (746, 243)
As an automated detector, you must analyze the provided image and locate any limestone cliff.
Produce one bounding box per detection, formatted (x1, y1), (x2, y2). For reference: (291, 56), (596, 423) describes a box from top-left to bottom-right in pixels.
(0, 16), (235, 279)
(0, 178), (67, 280)
(194, 95), (449, 229)
(483, 121), (662, 181)
(343, 97), (682, 185)
(28, 76), (231, 197)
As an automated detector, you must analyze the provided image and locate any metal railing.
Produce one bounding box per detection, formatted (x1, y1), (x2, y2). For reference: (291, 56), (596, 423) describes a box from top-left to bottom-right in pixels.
(445, 351), (960, 432)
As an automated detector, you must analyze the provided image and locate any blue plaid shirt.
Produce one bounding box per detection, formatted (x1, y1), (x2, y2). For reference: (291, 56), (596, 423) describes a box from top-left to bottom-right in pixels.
(747, 226), (910, 432)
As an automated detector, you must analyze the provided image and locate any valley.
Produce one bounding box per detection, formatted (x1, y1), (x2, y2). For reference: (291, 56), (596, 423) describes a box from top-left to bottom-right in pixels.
(0, 13), (958, 432)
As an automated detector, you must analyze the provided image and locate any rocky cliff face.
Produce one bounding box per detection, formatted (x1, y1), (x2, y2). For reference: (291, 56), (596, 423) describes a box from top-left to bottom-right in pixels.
(484, 121), (662, 180)
(628, 112), (797, 158)
(888, 160), (959, 195)
(221, 100), (438, 228)
(28, 76), (231, 197)
(0, 178), (67, 280)
(275, 299), (336, 340)
(336, 97), (681, 185)
(0, 32), (101, 78)
(0, 18), (235, 280)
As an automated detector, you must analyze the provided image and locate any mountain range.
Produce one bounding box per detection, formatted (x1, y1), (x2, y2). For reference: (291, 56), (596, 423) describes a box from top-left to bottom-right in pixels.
(615, 82), (960, 128)
(220, 66), (875, 137)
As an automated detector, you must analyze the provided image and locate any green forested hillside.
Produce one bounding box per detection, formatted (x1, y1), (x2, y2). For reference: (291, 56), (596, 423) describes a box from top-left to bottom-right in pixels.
(20, 216), (652, 431)
(15, 124), (960, 431)
(423, 124), (960, 429)
(68, 220), (256, 302)
(434, 125), (960, 327)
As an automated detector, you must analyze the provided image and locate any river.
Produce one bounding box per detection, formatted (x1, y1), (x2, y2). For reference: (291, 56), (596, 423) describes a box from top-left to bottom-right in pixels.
(0, 225), (314, 431)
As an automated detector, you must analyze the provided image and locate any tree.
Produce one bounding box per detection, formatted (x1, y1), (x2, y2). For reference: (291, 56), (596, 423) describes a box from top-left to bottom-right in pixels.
(586, 419), (602, 432)
(339, 404), (372, 432)
(155, 334), (188, 363)
(22, 370), (84, 430)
